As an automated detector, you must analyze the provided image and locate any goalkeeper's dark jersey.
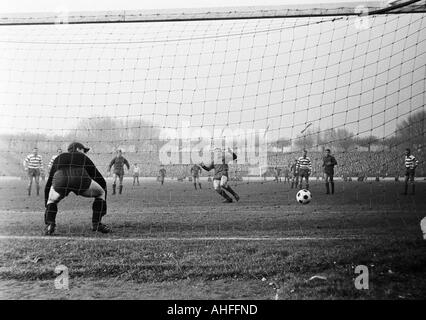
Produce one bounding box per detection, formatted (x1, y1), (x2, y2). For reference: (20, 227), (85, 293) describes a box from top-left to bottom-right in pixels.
(202, 153), (237, 179)
(45, 152), (106, 204)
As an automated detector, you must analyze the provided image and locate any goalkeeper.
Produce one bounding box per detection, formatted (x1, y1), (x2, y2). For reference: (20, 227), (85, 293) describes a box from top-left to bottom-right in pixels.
(200, 148), (240, 203)
(44, 142), (110, 235)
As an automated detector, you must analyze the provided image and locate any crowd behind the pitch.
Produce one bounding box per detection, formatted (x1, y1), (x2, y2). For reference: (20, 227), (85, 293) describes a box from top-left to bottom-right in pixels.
(7, 148), (425, 180)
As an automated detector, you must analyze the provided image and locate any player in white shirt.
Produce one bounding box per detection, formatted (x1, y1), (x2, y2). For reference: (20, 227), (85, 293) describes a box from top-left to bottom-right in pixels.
(132, 163), (140, 186)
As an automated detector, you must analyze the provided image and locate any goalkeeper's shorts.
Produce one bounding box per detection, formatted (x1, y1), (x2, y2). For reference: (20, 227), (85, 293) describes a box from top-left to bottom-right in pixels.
(52, 167), (92, 196)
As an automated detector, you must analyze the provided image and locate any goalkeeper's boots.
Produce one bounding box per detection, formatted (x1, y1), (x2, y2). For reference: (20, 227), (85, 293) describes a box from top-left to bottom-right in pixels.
(92, 223), (112, 234)
(44, 223), (56, 236)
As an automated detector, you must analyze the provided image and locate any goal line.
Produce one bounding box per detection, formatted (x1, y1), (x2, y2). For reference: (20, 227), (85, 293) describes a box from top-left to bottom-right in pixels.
(0, 235), (364, 242)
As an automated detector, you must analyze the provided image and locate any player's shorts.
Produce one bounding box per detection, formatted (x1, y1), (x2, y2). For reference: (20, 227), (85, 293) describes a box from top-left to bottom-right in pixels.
(192, 175), (199, 182)
(213, 175), (228, 190)
(133, 173), (139, 177)
(299, 169), (310, 178)
(27, 168), (40, 178)
(113, 170), (124, 177)
(324, 168), (334, 176)
(405, 168), (415, 179)
(52, 167), (92, 196)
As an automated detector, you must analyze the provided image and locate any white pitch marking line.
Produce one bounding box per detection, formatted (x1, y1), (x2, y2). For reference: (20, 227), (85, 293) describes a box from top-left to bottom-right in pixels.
(0, 235), (363, 242)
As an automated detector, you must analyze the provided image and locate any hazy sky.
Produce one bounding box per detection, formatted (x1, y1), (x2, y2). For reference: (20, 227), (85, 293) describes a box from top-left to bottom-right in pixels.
(0, 0), (425, 144)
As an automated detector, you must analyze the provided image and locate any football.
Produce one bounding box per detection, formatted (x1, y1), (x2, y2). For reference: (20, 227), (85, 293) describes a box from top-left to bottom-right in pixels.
(296, 189), (312, 204)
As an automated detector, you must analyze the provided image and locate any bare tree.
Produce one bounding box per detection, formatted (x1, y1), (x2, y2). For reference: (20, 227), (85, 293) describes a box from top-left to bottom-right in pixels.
(294, 130), (315, 150)
(356, 135), (379, 152)
(396, 110), (425, 150)
(273, 137), (292, 152)
(70, 117), (160, 152)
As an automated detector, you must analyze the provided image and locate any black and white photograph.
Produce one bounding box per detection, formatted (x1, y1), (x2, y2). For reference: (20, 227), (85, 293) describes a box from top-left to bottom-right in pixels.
(0, 0), (425, 307)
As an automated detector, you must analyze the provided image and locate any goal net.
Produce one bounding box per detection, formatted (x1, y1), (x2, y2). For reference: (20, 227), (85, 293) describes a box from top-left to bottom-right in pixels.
(0, 2), (425, 222)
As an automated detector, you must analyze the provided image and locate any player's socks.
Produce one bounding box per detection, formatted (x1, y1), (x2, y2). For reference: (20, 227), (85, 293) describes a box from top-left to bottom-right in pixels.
(403, 184), (408, 195)
(331, 182), (334, 194)
(119, 185), (123, 194)
(36, 185), (40, 196)
(194, 183), (197, 190)
(224, 186), (239, 201)
(325, 182), (330, 194)
(411, 184), (415, 195)
(199, 183), (202, 189)
(92, 198), (108, 231)
(45, 203), (57, 225)
(216, 189), (232, 202)
(44, 203), (57, 235)
(112, 183), (116, 195)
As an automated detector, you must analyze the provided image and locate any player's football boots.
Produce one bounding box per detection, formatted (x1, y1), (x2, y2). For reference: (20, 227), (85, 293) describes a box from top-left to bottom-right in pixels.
(222, 198), (233, 203)
(92, 223), (112, 233)
(44, 224), (56, 236)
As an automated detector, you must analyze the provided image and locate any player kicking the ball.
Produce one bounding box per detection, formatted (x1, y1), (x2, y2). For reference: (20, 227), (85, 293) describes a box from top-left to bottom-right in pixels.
(44, 142), (110, 235)
(200, 148), (240, 203)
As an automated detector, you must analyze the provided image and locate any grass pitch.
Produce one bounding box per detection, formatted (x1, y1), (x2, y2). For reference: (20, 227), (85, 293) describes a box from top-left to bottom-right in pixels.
(0, 178), (425, 299)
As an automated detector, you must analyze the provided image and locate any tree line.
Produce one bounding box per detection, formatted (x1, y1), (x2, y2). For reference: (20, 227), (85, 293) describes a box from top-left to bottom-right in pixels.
(0, 110), (424, 154)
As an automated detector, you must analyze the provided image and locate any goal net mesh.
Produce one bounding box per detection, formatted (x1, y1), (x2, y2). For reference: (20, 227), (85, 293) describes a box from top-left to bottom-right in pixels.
(0, 5), (425, 219)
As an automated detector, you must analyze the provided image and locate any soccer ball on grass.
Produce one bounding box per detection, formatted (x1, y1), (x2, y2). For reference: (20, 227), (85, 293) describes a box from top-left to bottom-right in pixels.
(296, 189), (312, 204)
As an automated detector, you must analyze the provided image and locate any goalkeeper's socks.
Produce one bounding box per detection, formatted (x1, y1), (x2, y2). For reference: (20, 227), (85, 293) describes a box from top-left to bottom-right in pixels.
(92, 198), (107, 224)
(45, 203), (58, 225)
(112, 184), (116, 195)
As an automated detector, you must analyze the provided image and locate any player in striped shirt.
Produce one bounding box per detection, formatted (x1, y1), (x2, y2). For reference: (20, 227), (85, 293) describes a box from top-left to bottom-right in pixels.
(297, 149), (312, 190)
(47, 148), (62, 174)
(200, 148), (239, 203)
(108, 149), (130, 195)
(403, 148), (419, 195)
(190, 164), (202, 190)
(23, 147), (44, 196)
